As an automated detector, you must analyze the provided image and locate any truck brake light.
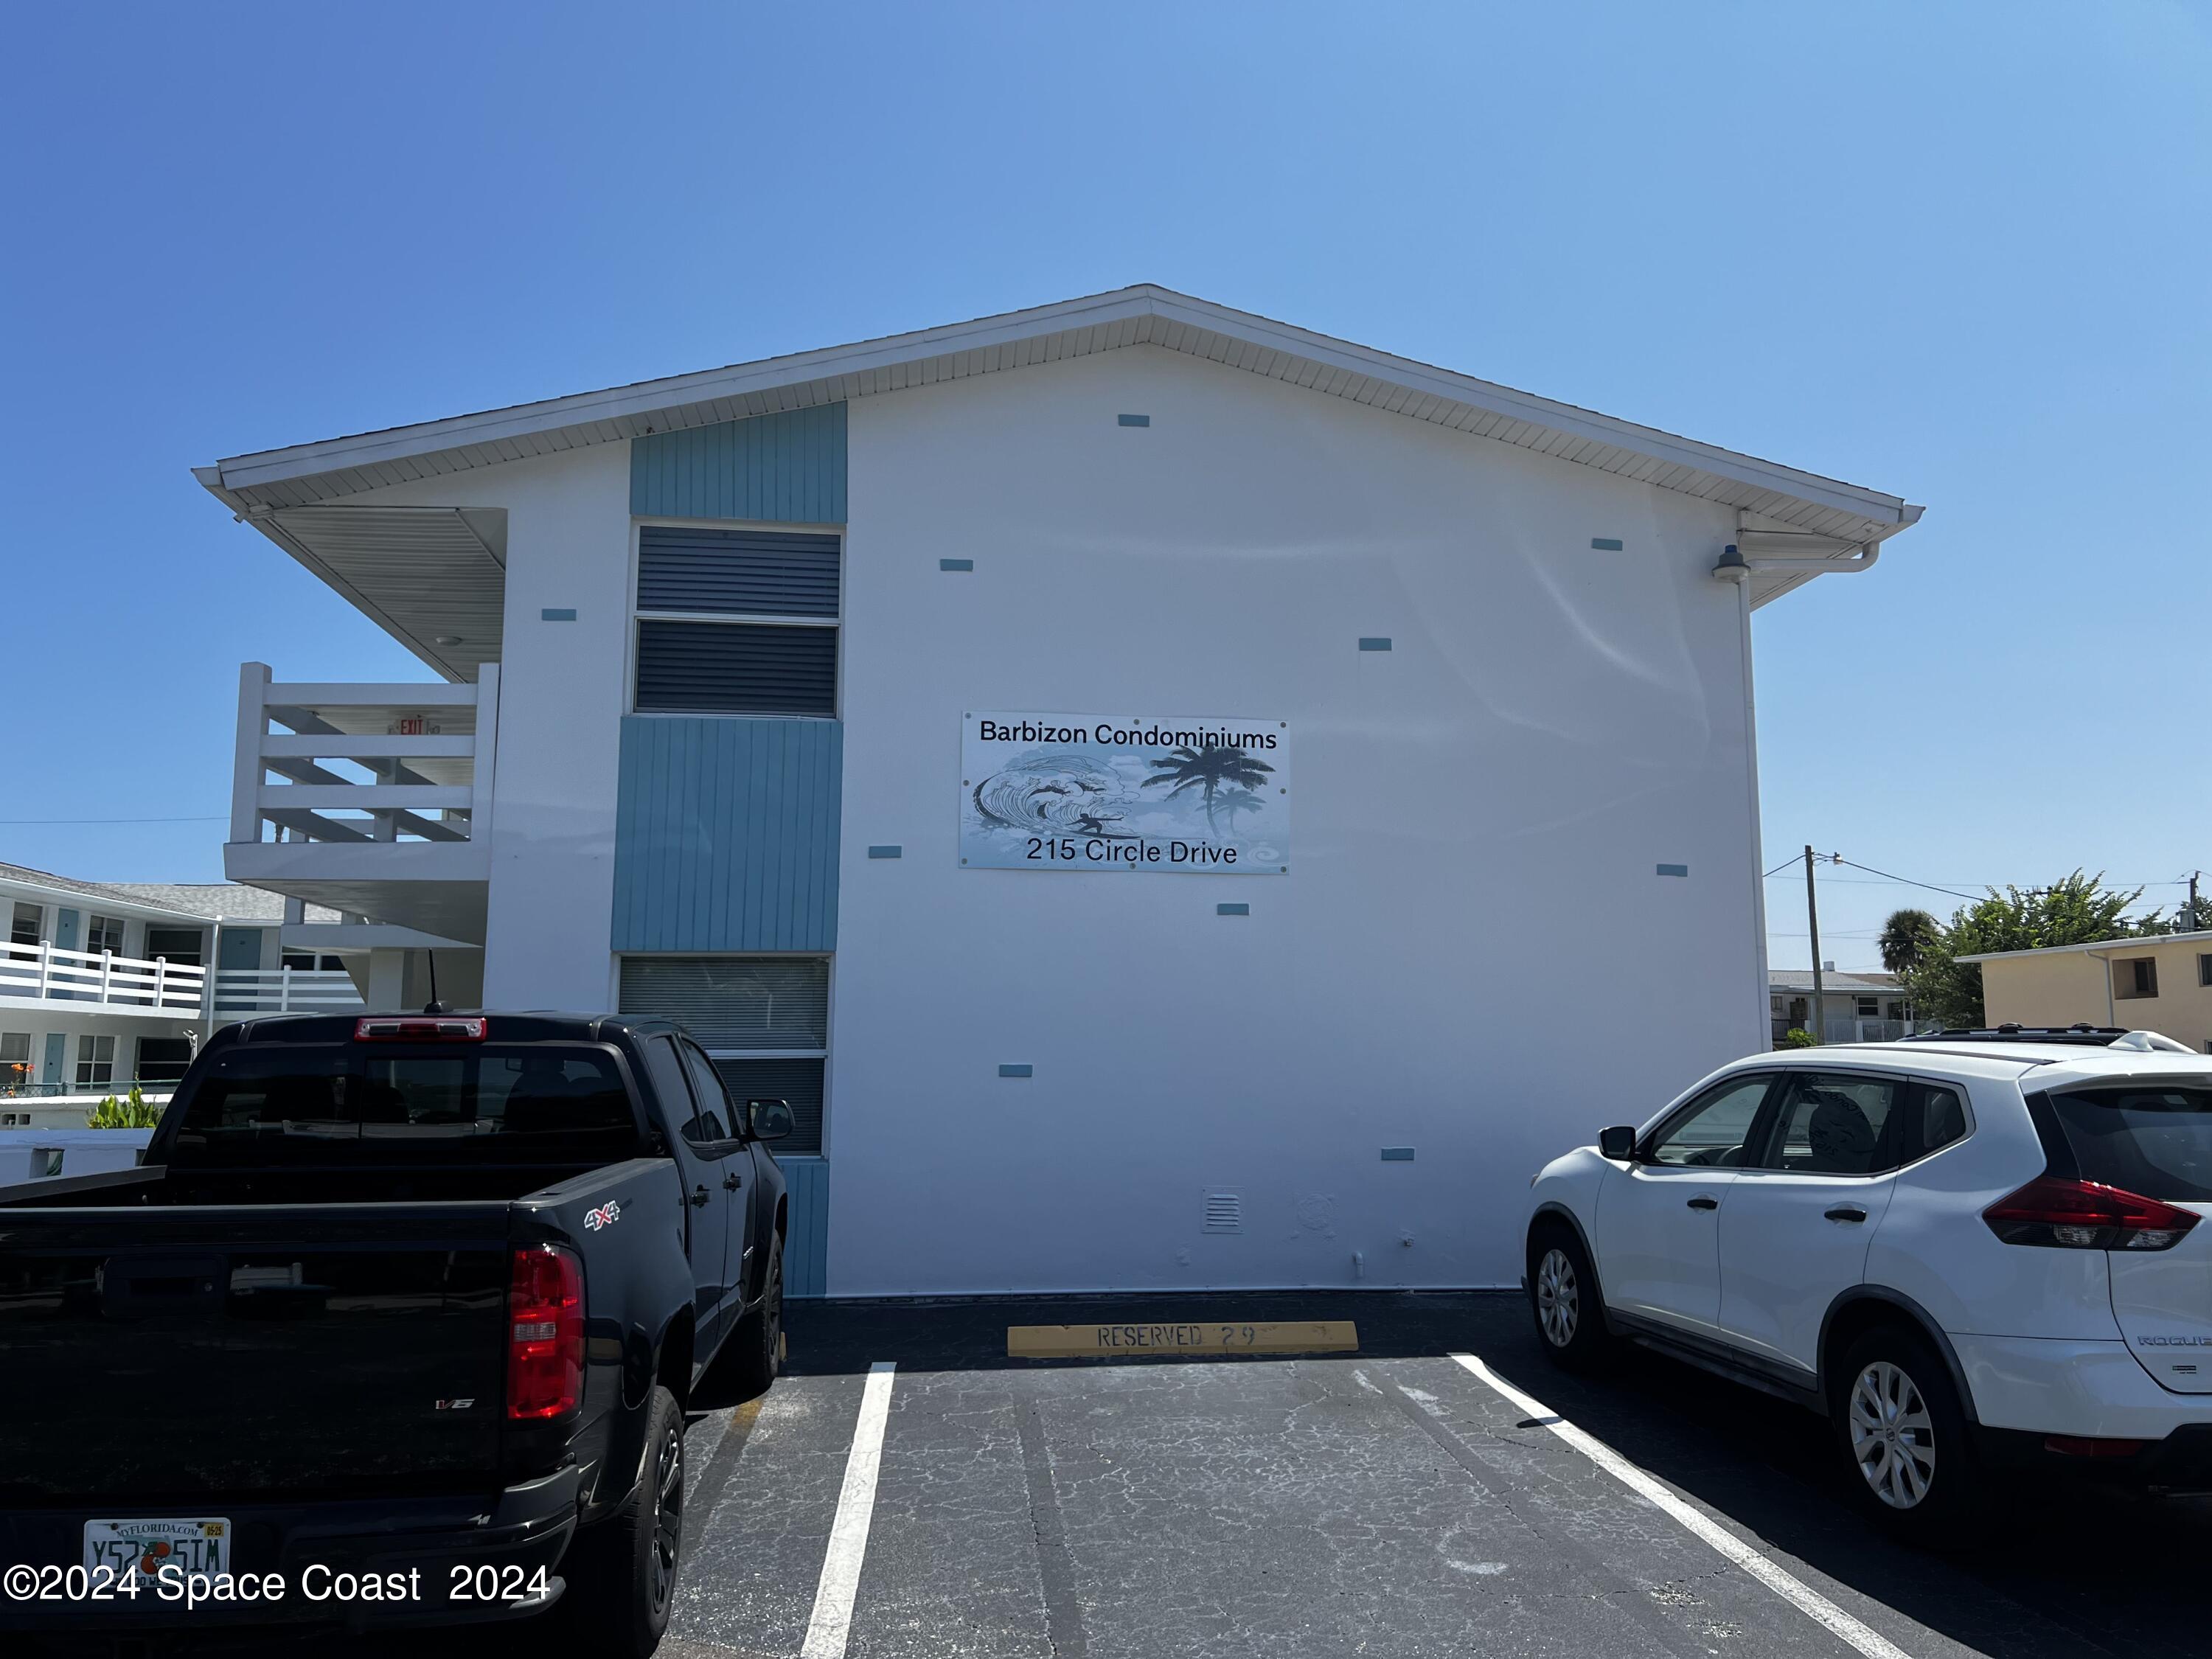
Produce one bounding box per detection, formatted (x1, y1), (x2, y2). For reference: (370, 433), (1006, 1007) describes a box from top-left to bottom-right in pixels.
(507, 1244), (584, 1420)
(354, 1017), (487, 1042)
(1982, 1175), (2199, 1251)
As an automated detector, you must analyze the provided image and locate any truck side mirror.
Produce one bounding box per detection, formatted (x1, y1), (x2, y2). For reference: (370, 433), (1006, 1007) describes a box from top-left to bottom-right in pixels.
(748, 1099), (793, 1142)
(1598, 1125), (1637, 1162)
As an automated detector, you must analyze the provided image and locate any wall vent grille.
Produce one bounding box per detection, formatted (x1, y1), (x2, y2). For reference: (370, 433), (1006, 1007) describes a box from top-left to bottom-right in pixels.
(1202, 1192), (1242, 1234)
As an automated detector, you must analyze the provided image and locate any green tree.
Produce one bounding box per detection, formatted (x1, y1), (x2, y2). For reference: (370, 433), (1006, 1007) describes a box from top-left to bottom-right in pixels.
(1877, 908), (1939, 975)
(1141, 745), (1275, 833)
(1905, 871), (2163, 1031)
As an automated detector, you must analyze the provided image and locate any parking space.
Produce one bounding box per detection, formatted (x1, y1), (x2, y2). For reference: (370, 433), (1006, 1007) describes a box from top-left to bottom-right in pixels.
(113, 1290), (2210, 1659)
(651, 1291), (2212, 1659)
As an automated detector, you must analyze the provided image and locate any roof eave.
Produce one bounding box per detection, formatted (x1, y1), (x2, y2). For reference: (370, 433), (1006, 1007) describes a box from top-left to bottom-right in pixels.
(195, 285), (1920, 538)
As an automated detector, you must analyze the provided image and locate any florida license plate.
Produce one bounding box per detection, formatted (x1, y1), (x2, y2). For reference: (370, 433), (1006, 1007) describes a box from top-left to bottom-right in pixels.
(83, 1517), (230, 1580)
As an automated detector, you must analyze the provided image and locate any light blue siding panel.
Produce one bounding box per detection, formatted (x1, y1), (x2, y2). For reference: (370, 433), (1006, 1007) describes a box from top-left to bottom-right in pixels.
(612, 716), (843, 952)
(629, 404), (846, 523)
(780, 1157), (830, 1298)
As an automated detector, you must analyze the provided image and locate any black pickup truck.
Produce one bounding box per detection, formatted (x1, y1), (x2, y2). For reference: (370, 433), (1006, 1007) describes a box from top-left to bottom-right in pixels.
(0, 1010), (791, 1655)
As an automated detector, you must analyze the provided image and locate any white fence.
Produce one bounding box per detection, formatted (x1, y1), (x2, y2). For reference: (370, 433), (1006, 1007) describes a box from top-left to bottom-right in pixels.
(0, 944), (364, 1023)
(211, 967), (365, 1018)
(233, 661), (500, 847)
(0, 941), (208, 1013)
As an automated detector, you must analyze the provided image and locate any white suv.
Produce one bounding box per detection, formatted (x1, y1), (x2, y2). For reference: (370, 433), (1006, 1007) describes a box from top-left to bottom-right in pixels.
(1524, 1027), (2212, 1540)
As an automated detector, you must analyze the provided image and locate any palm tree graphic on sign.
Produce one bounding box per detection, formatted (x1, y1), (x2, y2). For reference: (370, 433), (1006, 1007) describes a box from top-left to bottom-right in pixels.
(1141, 745), (1275, 834)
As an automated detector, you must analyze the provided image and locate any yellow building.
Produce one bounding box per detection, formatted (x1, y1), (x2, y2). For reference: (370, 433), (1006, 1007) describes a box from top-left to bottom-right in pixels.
(1959, 931), (2212, 1054)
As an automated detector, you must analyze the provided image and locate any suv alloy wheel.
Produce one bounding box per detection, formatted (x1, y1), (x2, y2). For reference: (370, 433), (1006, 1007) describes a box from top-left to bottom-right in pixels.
(1833, 1329), (1978, 1543)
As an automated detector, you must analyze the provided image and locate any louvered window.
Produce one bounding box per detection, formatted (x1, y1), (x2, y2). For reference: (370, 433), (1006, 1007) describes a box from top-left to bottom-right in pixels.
(633, 526), (840, 716)
(619, 956), (829, 1155)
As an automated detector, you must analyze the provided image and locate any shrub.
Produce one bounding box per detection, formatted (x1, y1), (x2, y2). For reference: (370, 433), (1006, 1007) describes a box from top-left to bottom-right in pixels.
(1781, 1028), (1820, 1048)
(86, 1084), (164, 1129)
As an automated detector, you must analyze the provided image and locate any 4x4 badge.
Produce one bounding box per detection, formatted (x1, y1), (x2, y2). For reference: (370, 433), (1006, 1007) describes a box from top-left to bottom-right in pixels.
(584, 1200), (622, 1231)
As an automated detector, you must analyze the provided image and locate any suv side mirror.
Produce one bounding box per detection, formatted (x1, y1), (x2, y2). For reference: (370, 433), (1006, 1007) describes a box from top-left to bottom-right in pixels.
(748, 1098), (794, 1142)
(1598, 1125), (1637, 1162)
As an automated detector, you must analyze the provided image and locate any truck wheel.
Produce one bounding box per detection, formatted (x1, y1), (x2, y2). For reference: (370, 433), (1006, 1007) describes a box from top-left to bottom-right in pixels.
(568, 1383), (685, 1658)
(1833, 1326), (1980, 1547)
(723, 1240), (785, 1399)
(1528, 1223), (1613, 1372)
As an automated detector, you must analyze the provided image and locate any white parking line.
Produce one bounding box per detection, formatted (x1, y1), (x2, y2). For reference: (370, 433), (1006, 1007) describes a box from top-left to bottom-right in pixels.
(1449, 1352), (1913, 1659)
(799, 1361), (898, 1659)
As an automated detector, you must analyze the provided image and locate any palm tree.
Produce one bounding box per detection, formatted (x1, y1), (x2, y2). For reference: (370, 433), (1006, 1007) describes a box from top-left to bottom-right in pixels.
(1211, 787), (1265, 835)
(1141, 745), (1275, 832)
(1877, 908), (1939, 974)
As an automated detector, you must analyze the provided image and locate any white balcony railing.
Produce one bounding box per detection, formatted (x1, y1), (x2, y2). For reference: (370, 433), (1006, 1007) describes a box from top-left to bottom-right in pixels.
(232, 662), (500, 847)
(211, 967), (366, 1019)
(1, 941), (208, 1014)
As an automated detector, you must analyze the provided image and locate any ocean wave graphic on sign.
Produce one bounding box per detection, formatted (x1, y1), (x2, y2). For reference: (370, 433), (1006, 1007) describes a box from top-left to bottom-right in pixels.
(971, 751), (1140, 838)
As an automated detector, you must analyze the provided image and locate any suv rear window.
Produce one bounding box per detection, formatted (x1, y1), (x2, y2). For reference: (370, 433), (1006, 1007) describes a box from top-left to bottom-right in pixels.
(169, 1045), (639, 1164)
(2038, 1082), (2212, 1203)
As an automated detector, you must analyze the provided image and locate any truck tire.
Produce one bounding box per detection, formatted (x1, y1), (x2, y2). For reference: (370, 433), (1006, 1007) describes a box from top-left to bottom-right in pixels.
(568, 1383), (685, 1658)
(720, 1239), (785, 1399)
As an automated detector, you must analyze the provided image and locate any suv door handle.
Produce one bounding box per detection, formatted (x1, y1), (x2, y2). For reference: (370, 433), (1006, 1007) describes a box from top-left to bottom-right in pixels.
(1686, 1195), (1719, 1211)
(689, 1184), (712, 1208)
(1824, 1205), (1868, 1223)
(723, 1172), (744, 1191)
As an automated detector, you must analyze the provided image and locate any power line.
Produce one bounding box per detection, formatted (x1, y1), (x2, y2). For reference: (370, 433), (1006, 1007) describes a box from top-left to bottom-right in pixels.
(1830, 859), (1986, 902)
(0, 815), (227, 825)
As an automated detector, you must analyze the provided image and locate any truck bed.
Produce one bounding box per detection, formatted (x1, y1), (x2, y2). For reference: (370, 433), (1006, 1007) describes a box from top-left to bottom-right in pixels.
(0, 1158), (664, 1506)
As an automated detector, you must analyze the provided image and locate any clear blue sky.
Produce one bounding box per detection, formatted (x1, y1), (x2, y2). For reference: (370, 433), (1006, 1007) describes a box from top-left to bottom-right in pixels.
(4, 3), (2205, 970)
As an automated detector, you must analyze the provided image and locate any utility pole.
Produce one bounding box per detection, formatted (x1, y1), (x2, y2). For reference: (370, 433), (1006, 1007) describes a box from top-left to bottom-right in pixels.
(1804, 845), (1826, 1044)
(2191, 871), (2203, 933)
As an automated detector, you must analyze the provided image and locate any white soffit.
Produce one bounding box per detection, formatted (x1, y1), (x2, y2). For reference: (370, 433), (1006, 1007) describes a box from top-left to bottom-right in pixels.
(199, 285), (1922, 613)
(259, 506), (505, 681)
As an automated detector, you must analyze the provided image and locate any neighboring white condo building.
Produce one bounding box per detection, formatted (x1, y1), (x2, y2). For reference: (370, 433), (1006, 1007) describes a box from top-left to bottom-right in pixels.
(193, 286), (1923, 1296)
(0, 861), (414, 1127)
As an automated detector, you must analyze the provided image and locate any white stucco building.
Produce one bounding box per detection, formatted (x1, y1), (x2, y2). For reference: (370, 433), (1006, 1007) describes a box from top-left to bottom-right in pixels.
(194, 287), (1922, 1295)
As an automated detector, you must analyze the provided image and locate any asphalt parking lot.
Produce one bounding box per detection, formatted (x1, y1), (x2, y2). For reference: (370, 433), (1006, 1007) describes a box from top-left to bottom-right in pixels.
(647, 1290), (2212, 1659)
(54, 1290), (2212, 1659)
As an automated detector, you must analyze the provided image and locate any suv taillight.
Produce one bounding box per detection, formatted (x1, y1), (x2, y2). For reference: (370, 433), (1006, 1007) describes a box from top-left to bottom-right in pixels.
(507, 1244), (584, 1419)
(1982, 1175), (2200, 1251)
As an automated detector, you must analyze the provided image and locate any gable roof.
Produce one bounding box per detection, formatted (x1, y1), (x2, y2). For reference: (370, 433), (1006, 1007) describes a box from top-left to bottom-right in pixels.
(197, 286), (1921, 672)
(201, 285), (1916, 530)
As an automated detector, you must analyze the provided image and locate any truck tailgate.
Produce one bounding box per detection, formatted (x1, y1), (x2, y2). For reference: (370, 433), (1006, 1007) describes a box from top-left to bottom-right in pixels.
(0, 1204), (514, 1504)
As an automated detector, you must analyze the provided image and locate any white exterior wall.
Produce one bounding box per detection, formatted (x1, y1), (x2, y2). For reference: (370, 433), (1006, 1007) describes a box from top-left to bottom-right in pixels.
(338, 446), (633, 1011)
(832, 346), (1767, 1294)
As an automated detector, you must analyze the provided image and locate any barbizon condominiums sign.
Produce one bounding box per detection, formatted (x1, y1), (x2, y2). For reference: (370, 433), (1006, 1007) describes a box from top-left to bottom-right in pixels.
(960, 712), (1290, 873)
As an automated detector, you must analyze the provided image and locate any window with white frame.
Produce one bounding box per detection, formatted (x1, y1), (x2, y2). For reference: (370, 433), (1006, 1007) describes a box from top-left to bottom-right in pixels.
(84, 914), (125, 956)
(619, 956), (828, 1155)
(74, 1033), (115, 1088)
(632, 526), (840, 716)
(10, 903), (41, 948)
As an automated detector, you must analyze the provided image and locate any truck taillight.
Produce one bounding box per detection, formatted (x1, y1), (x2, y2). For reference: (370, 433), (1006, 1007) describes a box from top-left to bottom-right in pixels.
(1982, 1175), (2200, 1251)
(355, 1017), (487, 1042)
(507, 1244), (583, 1420)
